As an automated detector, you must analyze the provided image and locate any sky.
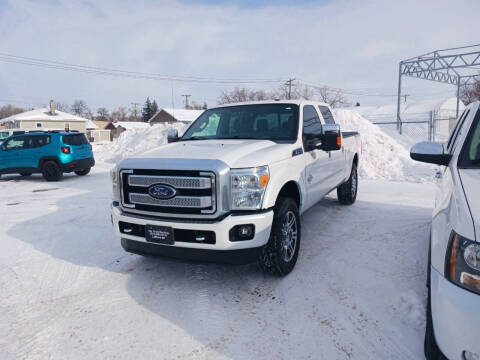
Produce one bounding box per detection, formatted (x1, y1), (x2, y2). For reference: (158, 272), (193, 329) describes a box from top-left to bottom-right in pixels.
(0, 0), (478, 112)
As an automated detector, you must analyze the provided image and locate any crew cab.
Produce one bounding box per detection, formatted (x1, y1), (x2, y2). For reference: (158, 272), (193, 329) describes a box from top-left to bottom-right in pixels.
(411, 101), (480, 360)
(110, 101), (360, 275)
(0, 131), (95, 181)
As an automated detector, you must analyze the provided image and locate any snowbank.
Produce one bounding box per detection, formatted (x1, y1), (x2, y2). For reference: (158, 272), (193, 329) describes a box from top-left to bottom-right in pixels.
(94, 111), (435, 182)
(335, 109), (435, 182)
(93, 122), (187, 164)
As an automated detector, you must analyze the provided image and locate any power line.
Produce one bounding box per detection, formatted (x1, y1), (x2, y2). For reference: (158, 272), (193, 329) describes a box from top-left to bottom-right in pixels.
(0, 52), (287, 84)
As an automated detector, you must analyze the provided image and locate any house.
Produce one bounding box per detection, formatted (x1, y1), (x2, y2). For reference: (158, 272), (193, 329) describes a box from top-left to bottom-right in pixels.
(0, 100), (90, 132)
(148, 108), (204, 125)
(105, 121), (150, 140)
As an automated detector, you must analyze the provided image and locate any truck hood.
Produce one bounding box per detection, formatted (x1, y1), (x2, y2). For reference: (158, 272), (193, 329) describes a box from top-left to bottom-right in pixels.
(133, 139), (298, 168)
(458, 169), (480, 240)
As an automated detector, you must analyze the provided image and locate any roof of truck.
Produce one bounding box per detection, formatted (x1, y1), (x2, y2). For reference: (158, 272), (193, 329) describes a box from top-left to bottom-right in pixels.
(213, 100), (331, 108)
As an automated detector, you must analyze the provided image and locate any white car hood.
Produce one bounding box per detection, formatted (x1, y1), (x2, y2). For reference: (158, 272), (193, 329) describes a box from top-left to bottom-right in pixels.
(133, 139), (298, 168)
(459, 169), (480, 240)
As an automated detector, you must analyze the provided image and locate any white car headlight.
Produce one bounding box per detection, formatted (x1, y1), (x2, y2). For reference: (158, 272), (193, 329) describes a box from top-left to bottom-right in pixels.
(110, 167), (119, 202)
(231, 166), (269, 210)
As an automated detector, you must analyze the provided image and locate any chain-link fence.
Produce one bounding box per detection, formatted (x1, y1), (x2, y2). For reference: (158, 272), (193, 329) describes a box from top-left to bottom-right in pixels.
(363, 110), (457, 145)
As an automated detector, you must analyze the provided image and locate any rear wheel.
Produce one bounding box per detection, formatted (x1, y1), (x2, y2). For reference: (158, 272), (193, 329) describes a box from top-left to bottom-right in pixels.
(20, 173), (32, 177)
(74, 168), (91, 176)
(258, 197), (301, 276)
(42, 161), (63, 182)
(337, 162), (358, 205)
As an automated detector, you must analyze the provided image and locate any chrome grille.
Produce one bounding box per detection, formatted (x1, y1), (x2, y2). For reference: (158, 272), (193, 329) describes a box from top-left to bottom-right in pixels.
(120, 169), (216, 217)
(128, 175), (211, 189)
(128, 193), (212, 208)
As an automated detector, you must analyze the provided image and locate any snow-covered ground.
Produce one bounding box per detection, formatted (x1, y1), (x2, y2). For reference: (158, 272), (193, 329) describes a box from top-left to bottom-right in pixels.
(0, 166), (434, 359)
(1, 110), (439, 359)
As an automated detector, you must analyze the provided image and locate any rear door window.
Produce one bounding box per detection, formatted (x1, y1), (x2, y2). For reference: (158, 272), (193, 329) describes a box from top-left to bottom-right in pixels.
(318, 105), (335, 124)
(62, 134), (88, 145)
(31, 135), (51, 148)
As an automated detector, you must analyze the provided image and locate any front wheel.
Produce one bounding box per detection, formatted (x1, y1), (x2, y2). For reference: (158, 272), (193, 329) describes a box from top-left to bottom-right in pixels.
(337, 163), (358, 205)
(258, 197), (301, 276)
(74, 168), (91, 176)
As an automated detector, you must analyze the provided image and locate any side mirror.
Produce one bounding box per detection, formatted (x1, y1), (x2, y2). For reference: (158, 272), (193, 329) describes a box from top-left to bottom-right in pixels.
(321, 123), (342, 151)
(410, 142), (451, 166)
(167, 129), (179, 143)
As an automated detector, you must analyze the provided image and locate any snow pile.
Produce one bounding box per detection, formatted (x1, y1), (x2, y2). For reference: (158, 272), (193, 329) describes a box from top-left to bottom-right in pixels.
(335, 109), (435, 182)
(94, 122), (187, 164)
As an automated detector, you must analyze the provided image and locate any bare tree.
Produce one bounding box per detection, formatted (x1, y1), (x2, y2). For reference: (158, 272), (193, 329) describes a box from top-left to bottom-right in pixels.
(460, 79), (480, 105)
(218, 87), (269, 104)
(111, 107), (127, 122)
(315, 86), (350, 108)
(52, 102), (70, 112)
(0, 104), (25, 119)
(96, 107), (109, 121)
(71, 99), (93, 119)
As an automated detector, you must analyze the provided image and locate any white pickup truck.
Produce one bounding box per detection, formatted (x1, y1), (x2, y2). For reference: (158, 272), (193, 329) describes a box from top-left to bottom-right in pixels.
(111, 100), (361, 275)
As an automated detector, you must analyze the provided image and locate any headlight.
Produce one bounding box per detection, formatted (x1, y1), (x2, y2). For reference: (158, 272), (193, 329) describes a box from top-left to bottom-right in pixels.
(446, 231), (480, 294)
(231, 166), (269, 210)
(110, 167), (119, 202)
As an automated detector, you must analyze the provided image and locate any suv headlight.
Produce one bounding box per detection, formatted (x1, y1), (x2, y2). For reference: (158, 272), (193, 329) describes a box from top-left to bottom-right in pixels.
(110, 167), (119, 202)
(231, 166), (269, 210)
(446, 231), (480, 294)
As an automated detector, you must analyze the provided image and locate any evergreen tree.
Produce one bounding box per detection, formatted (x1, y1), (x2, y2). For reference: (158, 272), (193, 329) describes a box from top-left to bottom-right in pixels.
(142, 97), (152, 122)
(150, 100), (158, 117)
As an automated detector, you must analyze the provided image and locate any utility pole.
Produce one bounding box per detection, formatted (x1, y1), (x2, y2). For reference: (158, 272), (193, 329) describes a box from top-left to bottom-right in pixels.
(285, 78), (295, 100)
(131, 102), (140, 121)
(181, 94), (192, 109)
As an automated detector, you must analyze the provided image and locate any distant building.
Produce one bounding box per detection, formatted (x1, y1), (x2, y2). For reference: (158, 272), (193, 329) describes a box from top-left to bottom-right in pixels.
(105, 121), (150, 140)
(148, 108), (204, 125)
(0, 100), (90, 132)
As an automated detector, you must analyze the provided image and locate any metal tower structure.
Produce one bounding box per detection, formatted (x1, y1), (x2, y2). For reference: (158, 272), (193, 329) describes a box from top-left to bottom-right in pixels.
(396, 44), (480, 133)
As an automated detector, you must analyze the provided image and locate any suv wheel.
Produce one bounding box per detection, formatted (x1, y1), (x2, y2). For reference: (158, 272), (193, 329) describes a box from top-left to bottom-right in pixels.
(258, 197), (301, 276)
(42, 161), (63, 182)
(74, 168), (91, 176)
(337, 162), (358, 205)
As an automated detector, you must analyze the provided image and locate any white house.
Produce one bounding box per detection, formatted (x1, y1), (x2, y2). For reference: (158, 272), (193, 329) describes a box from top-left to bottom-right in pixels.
(0, 101), (90, 132)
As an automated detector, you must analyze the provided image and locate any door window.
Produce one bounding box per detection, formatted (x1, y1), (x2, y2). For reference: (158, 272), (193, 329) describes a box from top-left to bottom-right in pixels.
(459, 109), (480, 167)
(318, 106), (335, 124)
(5, 136), (26, 150)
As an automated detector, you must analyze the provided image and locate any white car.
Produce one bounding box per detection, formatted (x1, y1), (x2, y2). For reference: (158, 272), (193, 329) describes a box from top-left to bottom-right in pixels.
(411, 101), (480, 360)
(111, 101), (361, 275)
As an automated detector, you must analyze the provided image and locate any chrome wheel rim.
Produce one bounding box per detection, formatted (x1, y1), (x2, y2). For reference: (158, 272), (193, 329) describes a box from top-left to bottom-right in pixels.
(351, 169), (357, 198)
(280, 211), (297, 262)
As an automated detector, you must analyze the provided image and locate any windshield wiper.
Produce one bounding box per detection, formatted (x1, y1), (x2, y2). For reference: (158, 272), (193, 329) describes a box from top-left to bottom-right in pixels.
(216, 136), (260, 140)
(180, 136), (211, 141)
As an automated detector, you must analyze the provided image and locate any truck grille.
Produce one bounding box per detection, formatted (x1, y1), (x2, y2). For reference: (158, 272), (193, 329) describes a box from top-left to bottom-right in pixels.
(120, 169), (216, 216)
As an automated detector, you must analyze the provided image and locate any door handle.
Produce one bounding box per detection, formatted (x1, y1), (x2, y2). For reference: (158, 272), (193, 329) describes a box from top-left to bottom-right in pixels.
(435, 171), (442, 179)
(307, 174), (313, 183)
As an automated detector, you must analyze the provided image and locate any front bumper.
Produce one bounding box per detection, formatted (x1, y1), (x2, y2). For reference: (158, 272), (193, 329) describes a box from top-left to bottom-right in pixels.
(111, 205), (273, 264)
(431, 267), (480, 360)
(60, 157), (95, 172)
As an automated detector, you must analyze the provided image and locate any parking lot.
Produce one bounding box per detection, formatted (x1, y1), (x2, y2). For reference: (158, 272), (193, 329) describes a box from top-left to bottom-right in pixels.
(0, 166), (435, 360)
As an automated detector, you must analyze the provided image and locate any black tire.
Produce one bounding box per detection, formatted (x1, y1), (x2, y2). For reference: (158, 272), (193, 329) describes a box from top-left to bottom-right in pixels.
(425, 286), (447, 360)
(74, 168), (91, 176)
(42, 161), (63, 182)
(20, 173), (32, 177)
(337, 162), (358, 205)
(258, 197), (301, 276)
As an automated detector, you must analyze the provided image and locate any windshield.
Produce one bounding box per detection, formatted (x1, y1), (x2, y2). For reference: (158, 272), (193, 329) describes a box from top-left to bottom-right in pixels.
(181, 104), (299, 141)
(460, 109), (480, 167)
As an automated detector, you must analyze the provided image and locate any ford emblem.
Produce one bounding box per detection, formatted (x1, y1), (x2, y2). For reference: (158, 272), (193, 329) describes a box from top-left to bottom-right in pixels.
(148, 184), (177, 200)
